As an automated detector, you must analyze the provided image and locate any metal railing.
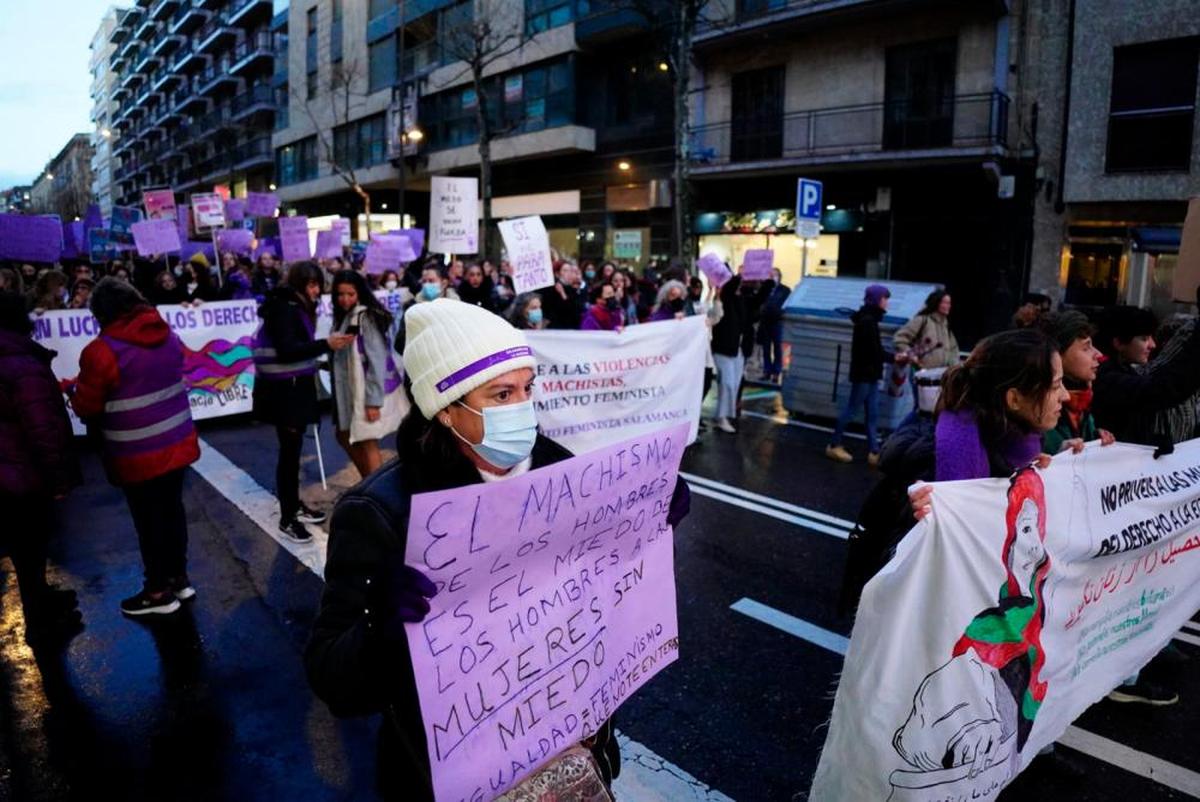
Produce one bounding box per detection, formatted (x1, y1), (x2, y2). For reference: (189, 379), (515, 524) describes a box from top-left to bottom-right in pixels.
(400, 39), (441, 79)
(232, 30), (273, 64)
(230, 83), (274, 116)
(688, 91), (1009, 166)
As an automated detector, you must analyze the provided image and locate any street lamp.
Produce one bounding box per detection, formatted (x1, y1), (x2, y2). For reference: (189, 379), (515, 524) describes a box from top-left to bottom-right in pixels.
(100, 128), (112, 138)
(617, 160), (631, 172)
(46, 172), (55, 180)
(268, 183), (276, 191)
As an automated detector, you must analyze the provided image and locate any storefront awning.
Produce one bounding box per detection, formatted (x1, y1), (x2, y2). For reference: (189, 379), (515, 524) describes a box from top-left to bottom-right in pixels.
(1131, 226), (1182, 253)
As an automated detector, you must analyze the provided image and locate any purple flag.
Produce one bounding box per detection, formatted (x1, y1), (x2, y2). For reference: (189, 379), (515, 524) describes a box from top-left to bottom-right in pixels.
(278, 216), (311, 262)
(245, 191), (279, 218)
(0, 213), (64, 263)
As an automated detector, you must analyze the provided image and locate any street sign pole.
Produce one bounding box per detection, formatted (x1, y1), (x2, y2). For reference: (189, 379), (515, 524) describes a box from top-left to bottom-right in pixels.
(795, 177), (823, 278)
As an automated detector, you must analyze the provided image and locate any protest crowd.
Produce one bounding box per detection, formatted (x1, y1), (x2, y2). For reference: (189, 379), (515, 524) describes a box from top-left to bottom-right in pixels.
(1, 189), (1199, 801)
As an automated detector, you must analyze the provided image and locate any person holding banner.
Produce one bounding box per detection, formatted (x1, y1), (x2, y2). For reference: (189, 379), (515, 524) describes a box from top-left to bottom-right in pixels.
(65, 279), (200, 616)
(306, 298), (691, 800)
(649, 280), (688, 322)
(253, 262), (356, 543)
(580, 282), (625, 331)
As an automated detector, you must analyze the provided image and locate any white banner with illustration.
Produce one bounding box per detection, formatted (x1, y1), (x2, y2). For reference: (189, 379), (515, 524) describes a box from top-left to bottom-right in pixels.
(811, 441), (1200, 801)
(525, 316), (707, 455)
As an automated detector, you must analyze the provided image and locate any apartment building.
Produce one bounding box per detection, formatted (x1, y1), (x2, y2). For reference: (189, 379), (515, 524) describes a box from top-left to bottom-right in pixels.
(0, 187), (34, 215)
(108, 0), (281, 209)
(91, 6), (126, 217)
(29, 135), (95, 221)
(274, 0), (677, 261)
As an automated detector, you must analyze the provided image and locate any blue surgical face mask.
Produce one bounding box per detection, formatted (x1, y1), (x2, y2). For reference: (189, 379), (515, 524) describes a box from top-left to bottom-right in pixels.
(453, 399), (538, 469)
(422, 282), (441, 300)
(527, 308), (543, 326)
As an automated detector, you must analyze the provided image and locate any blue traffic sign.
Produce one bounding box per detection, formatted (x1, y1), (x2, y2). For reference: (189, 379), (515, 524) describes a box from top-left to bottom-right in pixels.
(796, 178), (823, 221)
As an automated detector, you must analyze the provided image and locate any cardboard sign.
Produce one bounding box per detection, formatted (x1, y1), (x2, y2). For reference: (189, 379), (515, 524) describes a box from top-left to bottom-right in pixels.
(363, 235), (412, 273)
(225, 198), (247, 224)
(61, 221), (85, 260)
(696, 253), (732, 288)
(191, 193), (226, 231)
(131, 218), (183, 256)
(1173, 197), (1200, 304)
(331, 217), (351, 246)
(314, 229), (343, 260)
(498, 215), (554, 293)
(110, 206), (143, 244)
(245, 191), (279, 218)
(429, 176), (479, 254)
(254, 236), (280, 260)
(0, 213), (64, 263)
(278, 216), (311, 262)
(87, 229), (119, 263)
(741, 248), (775, 281)
(390, 227), (425, 255)
(216, 228), (255, 256)
(143, 189), (177, 221)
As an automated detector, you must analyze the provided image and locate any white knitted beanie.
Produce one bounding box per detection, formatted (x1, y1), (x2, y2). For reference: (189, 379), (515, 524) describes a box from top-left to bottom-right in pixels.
(404, 298), (537, 419)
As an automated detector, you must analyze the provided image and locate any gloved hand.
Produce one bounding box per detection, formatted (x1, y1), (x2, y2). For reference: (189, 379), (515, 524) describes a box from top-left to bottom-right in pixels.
(368, 552), (438, 640)
(667, 477), (691, 528)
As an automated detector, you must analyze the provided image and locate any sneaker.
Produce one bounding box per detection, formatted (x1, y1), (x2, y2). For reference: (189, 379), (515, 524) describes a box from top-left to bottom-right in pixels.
(826, 445), (853, 463)
(1106, 679), (1179, 706)
(168, 575), (196, 601)
(279, 517), (314, 544)
(715, 417), (737, 434)
(295, 504), (327, 525)
(120, 589), (181, 617)
(867, 452), (881, 468)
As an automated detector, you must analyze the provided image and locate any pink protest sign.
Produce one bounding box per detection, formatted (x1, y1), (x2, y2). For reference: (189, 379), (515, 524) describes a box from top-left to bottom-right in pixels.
(278, 216), (311, 262)
(225, 198), (247, 223)
(697, 253), (732, 288)
(191, 192), (226, 231)
(363, 236), (409, 273)
(216, 228), (254, 256)
(404, 423), (686, 802)
(314, 229), (343, 260)
(142, 189), (177, 221)
(741, 248), (774, 280)
(245, 191), (279, 218)
(130, 218), (182, 256)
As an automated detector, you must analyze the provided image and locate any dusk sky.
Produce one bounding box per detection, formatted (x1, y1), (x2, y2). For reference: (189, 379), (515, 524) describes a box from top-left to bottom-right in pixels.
(0, 0), (119, 188)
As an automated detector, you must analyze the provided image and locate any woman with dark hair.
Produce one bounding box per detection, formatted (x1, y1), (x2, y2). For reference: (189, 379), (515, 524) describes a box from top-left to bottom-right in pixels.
(330, 270), (402, 478)
(507, 292), (544, 330)
(455, 263), (495, 313)
(0, 291), (83, 642)
(580, 282), (624, 331)
(251, 251), (282, 299)
(894, 288), (960, 370)
(148, 268), (186, 305)
(66, 278), (200, 616)
(253, 262), (356, 542)
(31, 269), (69, 312)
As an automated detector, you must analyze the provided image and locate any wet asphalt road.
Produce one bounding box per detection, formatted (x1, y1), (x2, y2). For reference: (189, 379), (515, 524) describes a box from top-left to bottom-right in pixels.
(1, 393), (1198, 801)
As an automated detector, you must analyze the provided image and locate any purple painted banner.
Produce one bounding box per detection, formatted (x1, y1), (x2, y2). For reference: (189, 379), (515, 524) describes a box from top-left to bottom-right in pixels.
(0, 213), (64, 263)
(741, 248), (774, 281)
(404, 423), (686, 802)
(245, 191), (279, 218)
(225, 198), (247, 223)
(131, 219), (183, 256)
(314, 229), (343, 260)
(696, 253), (732, 288)
(278, 216), (311, 262)
(217, 228), (255, 256)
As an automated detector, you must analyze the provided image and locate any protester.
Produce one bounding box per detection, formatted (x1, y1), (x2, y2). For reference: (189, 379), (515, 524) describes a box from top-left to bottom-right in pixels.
(0, 267), (22, 295)
(757, 268), (791, 382)
(1146, 316), (1200, 443)
(180, 255), (219, 303)
(1093, 303), (1200, 446)
(711, 274), (747, 434)
(539, 261), (582, 329)
(649, 280), (688, 322)
(410, 263), (459, 307)
(1013, 292), (1053, 329)
(65, 279), (200, 616)
(1040, 311), (1115, 454)
(492, 272), (516, 313)
(31, 269), (69, 312)
(330, 270), (401, 478)
(447, 258), (464, 287)
(0, 292), (83, 643)
(826, 284), (891, 465)
(68, 276), (94, 310)
(581, 260), (597, 285)
(148, 268), (185, 305)
(507, 292), (544, 330)
(252, 251), (282, 299)
(455, 263), (495, 313)
(581, 282), (625, 331)
(109, 262), (132, 284)
(380, 269), (402, 292)
(252, 262), (355, 543)
(220, 257), (255, 301)
(306, 298), (690, 800)
(894, 288), (960, 369)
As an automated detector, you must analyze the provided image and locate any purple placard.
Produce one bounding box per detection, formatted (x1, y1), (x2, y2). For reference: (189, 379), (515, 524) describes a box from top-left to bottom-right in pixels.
(388, 227), (425, 255)
(216, 228), (255, 256)
(0, 213), (64, 263)
(176, 205), (191, 241)
(61, 221), (85, 260)
(225, 198), (247, 223)
(370, 233), (416, 263)
(434, 345), (533, 393)
(331, 218), (350, 244)
(363, 236), (406, 274)
(278, 216), (311, 262)
(131, 218), (183, 256)
(245, 191), (279, 218)
(83, 204), (103, 235)
(741, 248), (774, 280)
(697, 253), (732, 288)
(314, 229), (343, 260)
(180, 240), (216, 264)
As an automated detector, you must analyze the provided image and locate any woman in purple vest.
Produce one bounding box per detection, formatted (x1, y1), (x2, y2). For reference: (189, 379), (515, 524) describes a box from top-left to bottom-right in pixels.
(67, 279), (200, 616)
(253, 262), (355, 543)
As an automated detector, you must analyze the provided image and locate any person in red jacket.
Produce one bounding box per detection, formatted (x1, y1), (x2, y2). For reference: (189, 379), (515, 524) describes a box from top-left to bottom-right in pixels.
(0, 292), (83, 644)
(65, 278), (200, 617)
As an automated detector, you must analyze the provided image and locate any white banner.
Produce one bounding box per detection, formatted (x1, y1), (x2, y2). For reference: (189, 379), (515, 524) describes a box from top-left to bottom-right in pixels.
(811, 441), (1200, 801)
(429, 176), (479, 254)
(526, 316), (706, 454)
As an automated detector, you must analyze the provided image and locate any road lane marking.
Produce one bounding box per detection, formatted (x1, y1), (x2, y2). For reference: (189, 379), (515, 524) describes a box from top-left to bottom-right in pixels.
(688, 485), (850, 539)
(732, 596), (1200, 798)
(1182, 620), (1200, 634)
(681, 472), (856, 531)
(1175, 630), (1200, 648)
(193, 437), (730, 802)
(741, 410), (866, 440)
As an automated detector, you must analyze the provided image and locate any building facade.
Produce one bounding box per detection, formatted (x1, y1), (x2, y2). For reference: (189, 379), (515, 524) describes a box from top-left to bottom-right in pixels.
(108, 0), (281, 210)
(0, 187), (34, 215)
(30, 135), (95, 221)
(91, 6), (125, 217)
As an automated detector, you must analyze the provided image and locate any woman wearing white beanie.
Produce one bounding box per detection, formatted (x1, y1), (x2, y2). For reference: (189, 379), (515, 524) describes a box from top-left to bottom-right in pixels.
(307, 298), (672, 799)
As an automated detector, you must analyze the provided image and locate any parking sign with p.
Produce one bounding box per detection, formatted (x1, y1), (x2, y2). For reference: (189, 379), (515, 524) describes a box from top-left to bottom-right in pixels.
(796, 177), (823, 239)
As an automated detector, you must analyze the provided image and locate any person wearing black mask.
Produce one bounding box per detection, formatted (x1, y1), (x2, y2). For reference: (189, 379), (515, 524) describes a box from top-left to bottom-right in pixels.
(649, 280), (688, 321)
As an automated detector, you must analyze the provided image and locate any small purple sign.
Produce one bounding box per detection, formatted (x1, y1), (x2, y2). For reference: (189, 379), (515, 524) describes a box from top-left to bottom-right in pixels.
(278, 216), (311, 262)
(388, 227), (425, 256)
(741, 248), (774, 281)
(245, 191), (279, 218)
(217, 228), (255, 256)
(314, 229), (343, 260)
(225, 198), (247, 223)
(370, 233), (417, 263)
(364, 235), (415, 273)
(61, 221), (85, 260)
(0, 213), (64, 263)
(697, 253), (732, 288)
(435, 346), (534, 393)
(131, 218), (183, 256)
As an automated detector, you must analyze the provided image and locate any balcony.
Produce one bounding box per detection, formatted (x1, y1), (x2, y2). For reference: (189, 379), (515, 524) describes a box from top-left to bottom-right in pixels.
(228, 0), (273, 27)
(270, 7), (288, 31)
(150, 0), (180, 21)
(175, 81), (211, 114)
(134, 48), (162, 75)
(194, 13), (238, 53)
(109, 14), (134, 45)
(118, 35), (141, 62)
(113, 83), (132, 102)
(135, 10), (157, 39)
(230, 84), (274, 121)
(196, 60), (242, 94)
(152, 66), (183, 92)
(173, 46), (208, 72)
(232, 136), (273, 170)
(151, 25), (186, 55)
(170, 1), (211, 34)
(688, 91), (1010, 174)
(575, 0), (658, 44)
(230, 30), (274, 74)
(400, 39), (442, 80)
(193, 102), (233, 133)
(120, 67), (144, 90)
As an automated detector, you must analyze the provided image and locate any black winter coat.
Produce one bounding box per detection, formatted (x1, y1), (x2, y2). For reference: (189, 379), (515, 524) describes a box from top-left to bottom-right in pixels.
(847, 304), (889, 383)
(251, 288), (330, 429)
(539, 283), (582, 330)
(305, 435), (621, 800)
(1093, 322), (1200, 446)
(711, 276), (746, 357)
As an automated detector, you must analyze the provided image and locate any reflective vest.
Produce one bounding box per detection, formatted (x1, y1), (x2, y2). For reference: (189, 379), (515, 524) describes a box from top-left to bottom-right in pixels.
(252, 309), (318, 380)
(99, 334), (195, 458)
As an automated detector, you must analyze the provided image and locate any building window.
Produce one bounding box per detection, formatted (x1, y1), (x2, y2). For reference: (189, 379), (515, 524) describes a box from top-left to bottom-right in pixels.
(369, 36), (397, 93)
(730, 65), (784, 161)
(525, 0), (573, 36)
(306, 7), (318, 99)
(438, 0), (473, 59)
(276, 135), (318, 185)
(368, 0), (394, 22)
(1106, 37), (1199, 173)
(736, 0), (786, 19)
(884, 38), (957, 150)
(331, 0), (344, 64)
(333, 113), (388, 169)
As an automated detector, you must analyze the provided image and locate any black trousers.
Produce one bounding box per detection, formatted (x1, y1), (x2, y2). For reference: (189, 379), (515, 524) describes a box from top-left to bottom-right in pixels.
(123, 468), (189, 592)
(275, 424), (304, 522)
(6, 495), (51, 617)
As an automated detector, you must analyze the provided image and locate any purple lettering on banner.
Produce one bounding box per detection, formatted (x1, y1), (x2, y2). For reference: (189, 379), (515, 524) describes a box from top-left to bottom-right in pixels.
(225, 198), (247, 223)
(434, 345), (533, 392)
(404, 423), (686, 802)
(245, 191), (279, 218)
(314, 229), (343, 260)
(217, 228), (255, 256)
(697, 253), (732, 288)
(278, 216), (311, 262)
(0, 213), (65, 263)
(131, 219), (183, 256)
(741, 248), (774, 281)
